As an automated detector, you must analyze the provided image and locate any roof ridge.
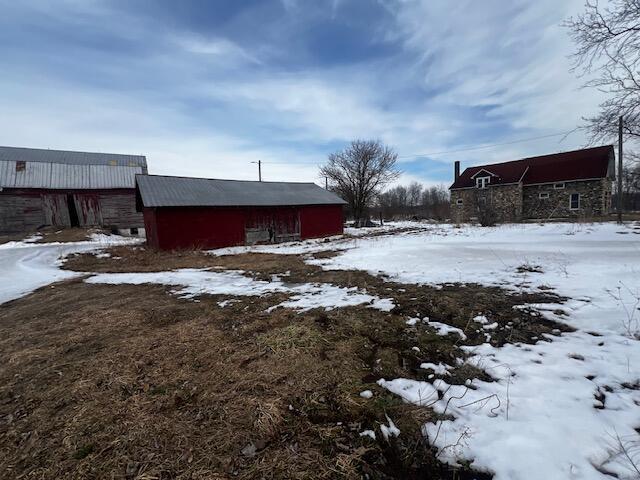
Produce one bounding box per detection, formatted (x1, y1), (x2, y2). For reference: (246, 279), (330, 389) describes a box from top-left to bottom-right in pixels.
(137, 173), (316, 185)
(461, 145), (613, 171)
(0, 145), (146, 159)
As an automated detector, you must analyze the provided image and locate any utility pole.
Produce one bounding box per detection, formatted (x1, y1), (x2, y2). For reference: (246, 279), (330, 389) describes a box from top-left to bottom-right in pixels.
(251, 160), (262, 182)
(618, 116), (623, 224)
(325, 176), (328, 189)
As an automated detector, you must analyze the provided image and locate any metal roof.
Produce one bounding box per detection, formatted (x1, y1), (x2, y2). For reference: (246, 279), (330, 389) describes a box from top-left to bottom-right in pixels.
(136, 174), (347, 207)
(0, 146), (147, 190)
(450, 145), (614, 189)
(0, 146), (147, 168)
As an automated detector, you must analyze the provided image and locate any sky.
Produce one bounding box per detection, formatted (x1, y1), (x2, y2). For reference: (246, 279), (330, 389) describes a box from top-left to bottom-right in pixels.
(0, 0), (610, 187)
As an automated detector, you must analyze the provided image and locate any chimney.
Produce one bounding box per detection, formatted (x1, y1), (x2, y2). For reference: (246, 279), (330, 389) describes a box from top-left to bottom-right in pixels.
(454, 161), (460, 181)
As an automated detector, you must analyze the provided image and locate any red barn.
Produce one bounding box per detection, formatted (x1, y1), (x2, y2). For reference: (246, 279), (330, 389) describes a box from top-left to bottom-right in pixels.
(135, 174), (346, 250)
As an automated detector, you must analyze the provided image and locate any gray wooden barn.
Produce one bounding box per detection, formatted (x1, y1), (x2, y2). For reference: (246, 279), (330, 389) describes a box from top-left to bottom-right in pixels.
(0, 146), (147, 235)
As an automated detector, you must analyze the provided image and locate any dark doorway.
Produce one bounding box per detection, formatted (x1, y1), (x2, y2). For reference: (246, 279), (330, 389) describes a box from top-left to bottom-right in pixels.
(67, 194), (80, 227)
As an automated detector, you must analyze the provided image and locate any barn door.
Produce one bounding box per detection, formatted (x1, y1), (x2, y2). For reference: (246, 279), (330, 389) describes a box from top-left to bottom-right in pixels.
(245, 208), (301, 245)
(72, 194), (103, 226)
(41, 194), (71, 227)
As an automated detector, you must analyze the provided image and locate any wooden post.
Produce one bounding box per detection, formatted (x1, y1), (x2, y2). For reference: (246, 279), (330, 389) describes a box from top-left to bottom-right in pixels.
(258, 160), (262, 182)
(379, 211), (383, 226)
(618, 116), (623, 224)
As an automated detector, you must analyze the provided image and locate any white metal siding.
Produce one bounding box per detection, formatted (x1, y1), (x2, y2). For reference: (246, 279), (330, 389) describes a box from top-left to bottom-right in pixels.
(90, 165), (141, 188)
(14, 162), (51, 188)
(0, 161), (140, 189)
(0, 161), (16, 188)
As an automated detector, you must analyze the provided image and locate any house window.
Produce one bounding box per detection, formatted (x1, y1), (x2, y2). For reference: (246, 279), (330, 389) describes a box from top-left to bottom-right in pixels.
(570, 193), (580, 210)
(554, 182), (565, 189)
(15, 161), (25, 172)
(476, 177), (490, 189)
(456, 199), (463, 205)
(539, 192), (549, 199)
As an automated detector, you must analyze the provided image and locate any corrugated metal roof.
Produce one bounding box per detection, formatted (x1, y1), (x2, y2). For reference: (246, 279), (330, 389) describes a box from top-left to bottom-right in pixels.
(136, 174), (347, 207)
(0, 161), (144, 189)
(0, 146), (147, 190)
(450, 145), (614, 189)
(0, 146), (147, 168)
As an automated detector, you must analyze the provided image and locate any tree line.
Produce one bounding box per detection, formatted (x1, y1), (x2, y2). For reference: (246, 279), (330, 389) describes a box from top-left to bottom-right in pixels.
(377, 182), (450, 220)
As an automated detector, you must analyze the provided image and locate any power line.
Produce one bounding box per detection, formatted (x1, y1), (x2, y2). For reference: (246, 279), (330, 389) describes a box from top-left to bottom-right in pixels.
(396, 131), (575, 159)
(253, 130), (578, 165)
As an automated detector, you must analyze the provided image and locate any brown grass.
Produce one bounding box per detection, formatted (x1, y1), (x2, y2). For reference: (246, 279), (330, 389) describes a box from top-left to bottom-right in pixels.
(0, 242), (570, 479)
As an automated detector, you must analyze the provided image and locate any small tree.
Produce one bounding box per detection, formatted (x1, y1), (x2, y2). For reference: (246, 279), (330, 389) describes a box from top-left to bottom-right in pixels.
(321, 140), (399, 226)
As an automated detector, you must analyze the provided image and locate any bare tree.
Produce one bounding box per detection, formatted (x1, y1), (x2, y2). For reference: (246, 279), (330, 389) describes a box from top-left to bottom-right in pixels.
(321, 140), (399, 226)
(378, 183), (450, 220)
(565, 0), (640, 144)
(407, 181), (423, 215)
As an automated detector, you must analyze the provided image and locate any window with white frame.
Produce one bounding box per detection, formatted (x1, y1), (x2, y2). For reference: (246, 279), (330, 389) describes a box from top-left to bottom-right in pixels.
(554, 182), (565, 189)
(456, 199), (463, 205)
(570, 193), (580, 210)
(539, 192), (549, 199)
(476, 176), (490, 189)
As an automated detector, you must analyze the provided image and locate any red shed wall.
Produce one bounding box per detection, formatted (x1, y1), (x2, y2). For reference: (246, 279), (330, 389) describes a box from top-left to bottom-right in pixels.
(299, 204), (344, 239)
(144, 204), (344, 250)
(152, 207), (245, 250)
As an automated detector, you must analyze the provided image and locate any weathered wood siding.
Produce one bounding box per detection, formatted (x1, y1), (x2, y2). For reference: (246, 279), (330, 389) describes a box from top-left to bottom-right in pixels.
(0, 194), (45, 234)
(0, 189), (142, 234)
(99, 193), (143, 228)
(42, 194), (71, 227)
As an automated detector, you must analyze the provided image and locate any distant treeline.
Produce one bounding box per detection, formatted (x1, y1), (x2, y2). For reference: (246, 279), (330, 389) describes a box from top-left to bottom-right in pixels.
(376, 182), (450, 220)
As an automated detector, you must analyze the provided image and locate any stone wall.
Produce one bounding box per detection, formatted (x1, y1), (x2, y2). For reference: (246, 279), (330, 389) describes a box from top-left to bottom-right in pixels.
(522, 179), (612, 219)
(450, 184), (522, 223)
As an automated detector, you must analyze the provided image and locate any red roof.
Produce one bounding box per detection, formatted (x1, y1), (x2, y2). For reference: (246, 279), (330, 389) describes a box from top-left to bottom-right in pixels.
(450, 145), (614, 190)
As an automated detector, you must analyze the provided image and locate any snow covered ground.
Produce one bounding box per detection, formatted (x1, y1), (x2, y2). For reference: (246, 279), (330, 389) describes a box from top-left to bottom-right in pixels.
(86, 269), (394, 312)
(2, 222), (639, 478)
(212, 221), (640, 479)
(0, 234), (142, 305)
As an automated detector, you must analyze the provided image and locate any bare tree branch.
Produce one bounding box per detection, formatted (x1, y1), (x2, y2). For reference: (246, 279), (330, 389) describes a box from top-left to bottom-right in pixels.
(320, 140), (400, 226)
(565, 0), (640, 143)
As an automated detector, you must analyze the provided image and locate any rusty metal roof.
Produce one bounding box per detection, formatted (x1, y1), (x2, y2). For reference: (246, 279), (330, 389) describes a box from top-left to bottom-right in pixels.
(450, 145), (614, 189)
(136, 174), (347, 207)
(0, 146), (147, 189)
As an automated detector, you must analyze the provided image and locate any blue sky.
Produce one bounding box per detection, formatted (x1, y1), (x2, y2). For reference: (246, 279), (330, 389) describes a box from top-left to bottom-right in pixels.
(0, 0), (607, 186)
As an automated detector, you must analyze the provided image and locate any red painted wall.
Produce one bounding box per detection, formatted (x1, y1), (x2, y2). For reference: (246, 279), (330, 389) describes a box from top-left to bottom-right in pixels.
(143, 204), (344, 250)
(300, 204), (344, 239)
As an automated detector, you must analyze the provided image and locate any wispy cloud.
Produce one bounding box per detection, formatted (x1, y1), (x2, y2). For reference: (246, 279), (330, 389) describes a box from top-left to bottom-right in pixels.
(0, 0), (609, 187)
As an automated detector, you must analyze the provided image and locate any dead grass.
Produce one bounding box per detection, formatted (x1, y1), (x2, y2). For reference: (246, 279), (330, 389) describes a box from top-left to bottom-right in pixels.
(0, 240), (571, 478)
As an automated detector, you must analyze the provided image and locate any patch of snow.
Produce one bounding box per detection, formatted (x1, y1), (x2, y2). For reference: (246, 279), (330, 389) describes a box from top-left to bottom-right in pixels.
(328, 222), (640, 479)
(0, 234), (142, 305)
(377, 378), (439, 407)
(473, 315), (489, 324)
(359, 390), (373, 399)
(85, 268), (394, 313)
(427, 320), (467, 340)
(379, 414), (401, 441)
(420, 362), (452, 376)
(359, 429), (376, 440)
(482, 322), (499, 330)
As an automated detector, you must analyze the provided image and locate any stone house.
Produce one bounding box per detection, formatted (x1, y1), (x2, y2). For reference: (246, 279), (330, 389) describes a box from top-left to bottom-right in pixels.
(449, 145), (615, 223)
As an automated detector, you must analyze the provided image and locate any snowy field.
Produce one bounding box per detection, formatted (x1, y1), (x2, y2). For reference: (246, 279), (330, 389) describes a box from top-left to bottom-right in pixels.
(1, 222), (639, 478)
(0, 234), (142, 305)
(210, 221), (640, 479)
